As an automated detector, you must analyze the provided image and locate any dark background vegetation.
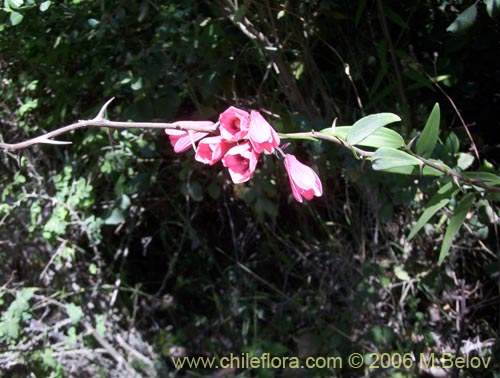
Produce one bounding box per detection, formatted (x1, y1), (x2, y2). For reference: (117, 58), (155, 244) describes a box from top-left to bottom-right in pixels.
(0, 0), (499, 377)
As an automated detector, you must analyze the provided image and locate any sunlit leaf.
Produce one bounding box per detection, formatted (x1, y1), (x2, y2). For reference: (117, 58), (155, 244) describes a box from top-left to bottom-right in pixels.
(40, 1), (51, 12)
(104, 208), (125, 225)
(438, 193), (474, 265)
(457, 152), (474, 170)
(319, 126), (404, 149)
(9, 11), (24, 26)
(447, 5), (477, 34)
(417, 163), (446, 176)
(6, 0), (24, 9)
(416, 103), (440, 158)
(372, 148), (421, 174)
(66, 303), (84, 324)
(394, 266), (410, 281)
(347, 113), (401, 146)
(131, 78), (142, 91)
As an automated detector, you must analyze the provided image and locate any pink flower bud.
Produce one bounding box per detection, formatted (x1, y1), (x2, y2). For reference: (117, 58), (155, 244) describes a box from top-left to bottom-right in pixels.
(219, 106), (250, 141)
(248, 111), (280, 153)
(284, 154), (323, 203)
(195, 136), (235, 165)
(164, 121), (214, 153)
(222, 142), (259, 183)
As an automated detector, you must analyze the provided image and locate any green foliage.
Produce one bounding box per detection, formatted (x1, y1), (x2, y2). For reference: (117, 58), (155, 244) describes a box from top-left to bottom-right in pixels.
(346, 113), (401, 146)
(416, 103), (440, 158)
(371, 148), (421, 174)
(408, 182), (459, 241)
(0, 288), (34, 341)
(320, 126), (405, 149)
(438, 193), (475, 264)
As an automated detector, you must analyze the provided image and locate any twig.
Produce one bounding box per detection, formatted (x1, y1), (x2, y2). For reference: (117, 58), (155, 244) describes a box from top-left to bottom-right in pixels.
(281, 131), (500, 193)
(426, 74), (480, 161)
(115, 334), (156, 372)
(2, 98), (499, 193)
(0, 99), (218, 152)
(84, 322), (136, 375)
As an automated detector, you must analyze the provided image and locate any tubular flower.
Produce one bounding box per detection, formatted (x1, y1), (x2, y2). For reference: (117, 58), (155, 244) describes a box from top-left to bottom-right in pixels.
(283, 154), (323, 203)
(248, 111), (280, 153)
(222, 141), (259, 184)
(164, 121), (215, 153)
(219, 106), (250, 141)
(195, 136), (235, 165)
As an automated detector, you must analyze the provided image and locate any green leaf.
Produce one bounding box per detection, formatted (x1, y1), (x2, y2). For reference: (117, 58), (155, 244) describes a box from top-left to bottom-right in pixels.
(39, 1), (51, 12)
(95, 315), (106, 337)
(89, 263), (97, 275)
(457, 152), (474, 170)
(485, 0), (500, 18)
(462, 171), (500, 186)
(66, 303), (84, 324)
(9, 11), (24, 25)
(6, 0), (23, 9)
(446, 5), (477, 34)
(416, 103), (440, 158)
(320, 126), (404, 149)
(438, 193), (475, 265)
(394, 266), (410, 281)
(445, 132), (460, 155)
(346, 113), (401, 145)
(417, 161), (447, 176)
(131, 77), (143, 91)
(88, 18), (100, 28)
(371, 148), (421, 174)
(408, 182), (459, 240)
(104, 208), (125, 225)
(42, 348), (56, 368)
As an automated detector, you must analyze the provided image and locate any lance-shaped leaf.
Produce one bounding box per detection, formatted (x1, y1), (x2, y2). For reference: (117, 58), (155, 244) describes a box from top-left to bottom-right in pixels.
(408, 182), (459, 241)
(446, 5), (477, 34)
(462, 171), (500, 186)
(346, 113), (401, 146)
(371, 148), (421, 174)
(320, 126), (404, 149)
(416, 103), (440, 158)
(438, 193), (475, 265)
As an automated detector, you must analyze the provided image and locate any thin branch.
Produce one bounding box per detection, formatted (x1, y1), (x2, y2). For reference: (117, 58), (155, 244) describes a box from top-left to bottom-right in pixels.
(427, 73), (480, 161)
(2, 98), (499, 193)
(0, 99), (218, 151)
(281, 131), (500, 193)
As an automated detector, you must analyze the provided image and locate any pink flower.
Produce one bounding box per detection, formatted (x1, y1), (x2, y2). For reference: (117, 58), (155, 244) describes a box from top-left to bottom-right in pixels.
(164, 121), (214, 153)
(222, 142), (259, 183)
(248, 111), (280, 153)
(284, 154), (323, 203)
(219, 106), (250, 141)
(195, 136), (234, 165)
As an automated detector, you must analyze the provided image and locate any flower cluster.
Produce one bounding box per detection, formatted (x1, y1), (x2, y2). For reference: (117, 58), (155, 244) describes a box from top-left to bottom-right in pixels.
(165, 106), (322, 203)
